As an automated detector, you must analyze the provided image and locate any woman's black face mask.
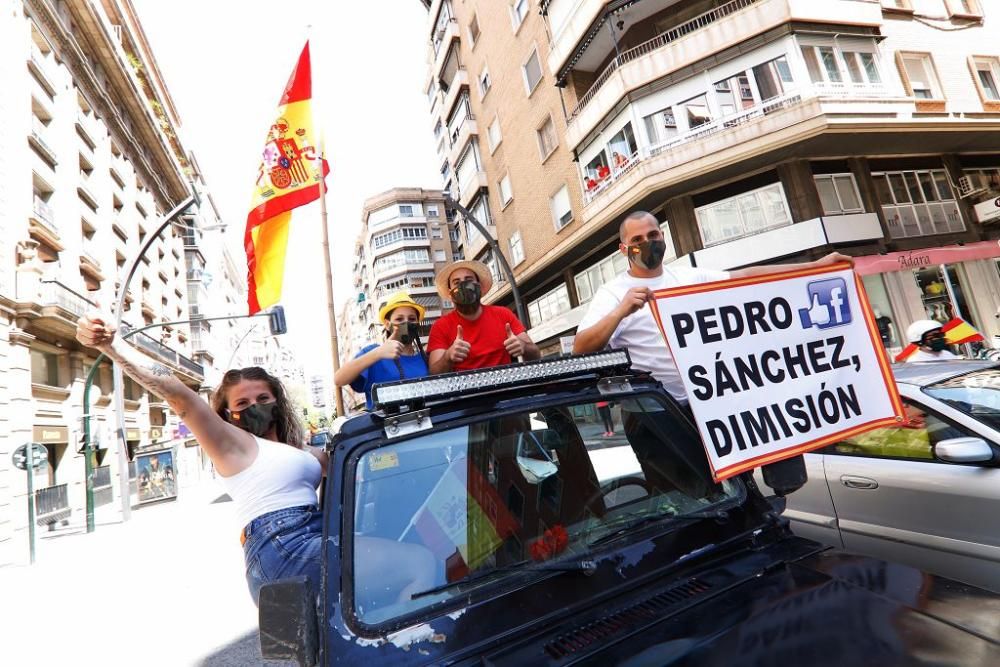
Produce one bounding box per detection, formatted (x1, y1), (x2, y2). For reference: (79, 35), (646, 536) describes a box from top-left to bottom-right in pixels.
(387, 322), (421, 345)
(626, 239), (668, 270)
(451, 280), (482, 314)
(229, 402), (277, 437)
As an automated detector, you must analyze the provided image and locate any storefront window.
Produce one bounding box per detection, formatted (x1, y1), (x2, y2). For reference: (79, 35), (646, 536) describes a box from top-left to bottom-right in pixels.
(861, 274), (899, 353)
(913, 264), (977, 330)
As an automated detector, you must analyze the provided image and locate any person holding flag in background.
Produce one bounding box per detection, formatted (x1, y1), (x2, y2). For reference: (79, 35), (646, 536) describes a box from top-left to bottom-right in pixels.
(895, 318), (983, 362)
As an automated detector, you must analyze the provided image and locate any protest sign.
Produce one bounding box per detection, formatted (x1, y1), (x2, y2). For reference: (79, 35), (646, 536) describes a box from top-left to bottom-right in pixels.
(649, 263), (904, 482)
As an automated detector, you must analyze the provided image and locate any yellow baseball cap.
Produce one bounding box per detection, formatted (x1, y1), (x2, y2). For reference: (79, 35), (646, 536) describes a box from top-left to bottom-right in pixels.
(378, 291), (425, 322)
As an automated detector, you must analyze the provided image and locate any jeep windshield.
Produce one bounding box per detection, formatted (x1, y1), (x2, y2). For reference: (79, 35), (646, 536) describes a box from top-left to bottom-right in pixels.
(347, 394), (743, 626)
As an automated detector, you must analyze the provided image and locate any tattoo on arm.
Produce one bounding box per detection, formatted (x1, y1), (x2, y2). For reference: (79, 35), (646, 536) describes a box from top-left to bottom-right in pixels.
(150, 364), (173, 377)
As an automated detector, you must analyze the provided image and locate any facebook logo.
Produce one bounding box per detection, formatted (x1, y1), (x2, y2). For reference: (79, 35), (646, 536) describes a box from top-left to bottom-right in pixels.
(799, 278), (852, 330)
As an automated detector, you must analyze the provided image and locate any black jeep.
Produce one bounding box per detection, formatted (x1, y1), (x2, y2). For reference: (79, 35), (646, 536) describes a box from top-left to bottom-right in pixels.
(260, 351), (1000, 666)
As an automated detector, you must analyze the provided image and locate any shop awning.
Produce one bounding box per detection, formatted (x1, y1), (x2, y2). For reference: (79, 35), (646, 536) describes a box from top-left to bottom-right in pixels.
(854, 240), (1000, 276)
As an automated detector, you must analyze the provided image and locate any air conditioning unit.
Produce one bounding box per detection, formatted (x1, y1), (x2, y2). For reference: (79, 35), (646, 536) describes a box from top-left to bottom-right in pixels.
(957, 175), (985, 198)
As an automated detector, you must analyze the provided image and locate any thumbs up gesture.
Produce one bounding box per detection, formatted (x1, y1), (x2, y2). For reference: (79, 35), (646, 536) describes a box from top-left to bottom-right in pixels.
(503, 322), (525, 359)
(447, 325), (471, 364)
(805, 293), (831, 327)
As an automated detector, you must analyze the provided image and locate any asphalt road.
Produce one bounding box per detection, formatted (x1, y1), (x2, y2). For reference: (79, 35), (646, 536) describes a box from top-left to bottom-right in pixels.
(0, 479), (294, 666)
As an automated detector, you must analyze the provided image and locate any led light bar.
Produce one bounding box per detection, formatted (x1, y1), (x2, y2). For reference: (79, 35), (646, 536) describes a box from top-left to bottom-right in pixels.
(373, 349), (632, 411)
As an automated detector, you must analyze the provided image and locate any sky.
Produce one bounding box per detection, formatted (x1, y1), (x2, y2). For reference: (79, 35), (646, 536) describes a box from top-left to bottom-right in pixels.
(130, 0), (441, 383)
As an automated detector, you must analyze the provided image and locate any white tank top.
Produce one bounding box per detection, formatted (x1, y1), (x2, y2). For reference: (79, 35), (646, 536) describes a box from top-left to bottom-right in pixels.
(217, 436), (323, 529)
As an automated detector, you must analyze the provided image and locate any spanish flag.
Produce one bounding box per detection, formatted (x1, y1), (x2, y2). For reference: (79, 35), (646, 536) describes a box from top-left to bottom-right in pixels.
(245, 42), (330, 314)
(894, 318), (984, 362)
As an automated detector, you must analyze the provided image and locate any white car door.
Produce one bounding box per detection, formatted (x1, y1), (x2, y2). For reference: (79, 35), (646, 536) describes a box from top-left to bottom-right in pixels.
(822, 390), (1000, 591)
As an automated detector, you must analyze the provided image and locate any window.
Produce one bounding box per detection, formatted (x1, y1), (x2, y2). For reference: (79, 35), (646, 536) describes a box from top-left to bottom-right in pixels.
(523, 47), (543, 95)
(881, 0), (912, 9)
(972, 57), (1000, 102)
(644, 106), (677, 146)
(478, 65), (491, 98)
(607, 123), (637, 168)
(872, 169), (963, 238)
(679, 93), (711, 130)
(399, 204), (415, 217)
(431, 227), (443, 239)
(487, 115), (502, 152)
(434, 249), (446, 262)
(899, 53), (943, 100)
(695, 182), (793, 247)
(510, 231), (524, 265)
(574, 250), (629, 305)
(948, 0), (981, 16)
(825, 399), (965, 462)
(842, 51), (882, 84)
(549, 185), (572, 230)
(372, 226), (428, 250)
(528, 283), (572, 324)
(31, 348), (60, 386)
(499, 173), (513, 207)
(510, 0), (529, 31)
(427, 205), (439, 217)
(374, 248), (431, 273)
(814, 174), (864, 215)
(536, 115), (557, 159)
(468, 14), (481, 46)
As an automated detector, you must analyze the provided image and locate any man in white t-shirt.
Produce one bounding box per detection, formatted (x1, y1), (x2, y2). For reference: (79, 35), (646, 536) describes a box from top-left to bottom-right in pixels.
(574, 211), (851, 495)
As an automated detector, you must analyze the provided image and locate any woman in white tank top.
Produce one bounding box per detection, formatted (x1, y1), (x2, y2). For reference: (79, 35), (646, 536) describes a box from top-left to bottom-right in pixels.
(75, 313), (435, 607)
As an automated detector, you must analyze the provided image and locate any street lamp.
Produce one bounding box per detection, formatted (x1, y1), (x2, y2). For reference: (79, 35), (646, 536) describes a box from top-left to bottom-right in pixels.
(441, 190), (529, 326)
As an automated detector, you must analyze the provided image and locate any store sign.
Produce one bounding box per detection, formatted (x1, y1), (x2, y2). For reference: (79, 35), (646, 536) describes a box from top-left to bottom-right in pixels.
(126, 428), (141, 441)
(974, 197), (1000, 224)
(150, 427), (164, 441)
(650, 264), (905, 482)
(854, 241), (1000, 275)
(32, 426), (68, 443)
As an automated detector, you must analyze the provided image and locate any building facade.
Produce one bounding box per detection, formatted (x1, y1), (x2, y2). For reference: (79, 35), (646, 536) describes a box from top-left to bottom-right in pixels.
(420, 0), (1000, 358)
(422, 0), (586, 305)
(0, 0), (237, 565)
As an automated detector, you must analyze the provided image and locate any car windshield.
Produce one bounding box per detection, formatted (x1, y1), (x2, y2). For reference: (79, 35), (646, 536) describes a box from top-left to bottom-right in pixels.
(348, 394), (742, 626)
(924, 369), (1000, 431)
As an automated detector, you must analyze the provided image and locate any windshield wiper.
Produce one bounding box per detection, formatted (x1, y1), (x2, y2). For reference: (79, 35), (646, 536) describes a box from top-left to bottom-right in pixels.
(588, 508), (731, 548)
(410, 556), (597, 600)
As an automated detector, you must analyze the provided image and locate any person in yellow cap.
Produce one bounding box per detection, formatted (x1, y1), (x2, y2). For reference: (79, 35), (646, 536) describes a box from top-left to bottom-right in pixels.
(334, 291), (429, 410)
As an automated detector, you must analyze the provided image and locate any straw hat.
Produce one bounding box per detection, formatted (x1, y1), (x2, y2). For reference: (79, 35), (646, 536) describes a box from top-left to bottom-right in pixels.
(434, 260), (493, 302)
(378, 291), (425, 322)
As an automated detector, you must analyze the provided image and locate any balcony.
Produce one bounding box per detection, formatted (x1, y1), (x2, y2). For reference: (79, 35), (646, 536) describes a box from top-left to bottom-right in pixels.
(673, 213), (883, 270)
(373, 260), (435, 281)
(29, 196), (59, 240)
(16, 280), (97, 338)
(442, 68), (470, 121)
(581, 85), (910, 213)
(27, 45), (57, 97)
(80, 239), (104, 279)
(465, 224), (497, 260)
(28, 118), (58, 166)
(565, 0), (883, 148)
(431, 19), (460, 80)
(457, 170), (488, 209)
(78, 173), (99, 211)
(76, 112), (98, 151)
(448, 115), (478, 166)
(132, 330), (205, 380)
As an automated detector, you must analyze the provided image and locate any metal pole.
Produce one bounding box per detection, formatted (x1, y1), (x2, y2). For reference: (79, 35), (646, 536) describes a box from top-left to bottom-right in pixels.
(112, 193), (198, 521)
(83, 360), (100, 533)
(26, 444), (36, 564)
(318, 143), (345, 417)
(443, 193), (529, 326)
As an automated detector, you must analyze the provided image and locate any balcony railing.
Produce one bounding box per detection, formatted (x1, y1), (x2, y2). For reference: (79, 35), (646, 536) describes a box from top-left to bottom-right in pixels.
(35, 483), (70, 525)
(40, 280), (97, 317)
(571, 0), (763, 118)
(29, 118), (58, 164)
(131, 330), (205, 378)
(32, 195), (56, 230)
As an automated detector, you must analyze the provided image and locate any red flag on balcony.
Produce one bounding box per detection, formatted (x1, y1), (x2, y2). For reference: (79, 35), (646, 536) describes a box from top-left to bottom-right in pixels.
(244, 41), (330, 314)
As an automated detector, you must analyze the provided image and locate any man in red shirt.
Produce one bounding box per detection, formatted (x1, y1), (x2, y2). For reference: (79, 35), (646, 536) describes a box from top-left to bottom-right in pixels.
(428, 260), (540, 373)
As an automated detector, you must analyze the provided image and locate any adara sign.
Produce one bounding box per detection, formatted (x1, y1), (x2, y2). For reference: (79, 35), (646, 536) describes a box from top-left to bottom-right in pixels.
(650, 263), (905, 482)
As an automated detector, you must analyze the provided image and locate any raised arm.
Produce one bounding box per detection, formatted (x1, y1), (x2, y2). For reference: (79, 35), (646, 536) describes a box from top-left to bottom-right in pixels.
(333, 341), (403, 387)
(76, 314), (255, 476)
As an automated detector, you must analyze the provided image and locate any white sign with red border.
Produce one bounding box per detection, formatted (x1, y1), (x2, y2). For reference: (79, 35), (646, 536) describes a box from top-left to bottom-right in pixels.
(649, 263), (905, 482)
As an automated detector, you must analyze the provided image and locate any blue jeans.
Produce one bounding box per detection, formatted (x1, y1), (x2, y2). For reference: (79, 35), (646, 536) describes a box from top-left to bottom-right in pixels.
(242, 505), (323, 606)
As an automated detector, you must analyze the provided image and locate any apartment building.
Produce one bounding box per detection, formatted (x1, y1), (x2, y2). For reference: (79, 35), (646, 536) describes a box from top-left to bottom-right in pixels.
(0, 0), (235, 565)
(421, 0), (1000, 357)
(422, 0), (585, 306)
(351, 188), (460, 343)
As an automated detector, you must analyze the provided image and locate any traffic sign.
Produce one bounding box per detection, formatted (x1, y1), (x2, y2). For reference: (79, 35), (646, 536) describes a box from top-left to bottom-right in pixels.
(12, 443), (48, 471)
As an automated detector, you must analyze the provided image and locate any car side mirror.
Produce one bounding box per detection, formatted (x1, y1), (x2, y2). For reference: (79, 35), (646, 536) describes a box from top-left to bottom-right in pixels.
(258, 576), (318, 667)
(934, 437), (994, 464)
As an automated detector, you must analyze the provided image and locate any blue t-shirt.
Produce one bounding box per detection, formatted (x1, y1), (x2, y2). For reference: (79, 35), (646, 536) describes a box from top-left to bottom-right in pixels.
(350, 343), (429, 410)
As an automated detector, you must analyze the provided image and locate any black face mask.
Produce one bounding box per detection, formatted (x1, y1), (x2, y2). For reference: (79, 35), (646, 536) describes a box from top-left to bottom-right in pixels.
(626, 239), (668, 270)
(387, 322), (421, 345)
(925, 337), (948, 352)
(451, 280), (482, 315)
(229, 402), (277, 437)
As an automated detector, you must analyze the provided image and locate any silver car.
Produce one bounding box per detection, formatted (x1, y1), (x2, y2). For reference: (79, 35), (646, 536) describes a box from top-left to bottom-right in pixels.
(757, 360), (1000, 592)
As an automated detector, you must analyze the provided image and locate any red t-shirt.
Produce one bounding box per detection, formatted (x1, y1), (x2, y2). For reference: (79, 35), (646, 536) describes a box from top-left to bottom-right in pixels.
(427, 305), (527, 371)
